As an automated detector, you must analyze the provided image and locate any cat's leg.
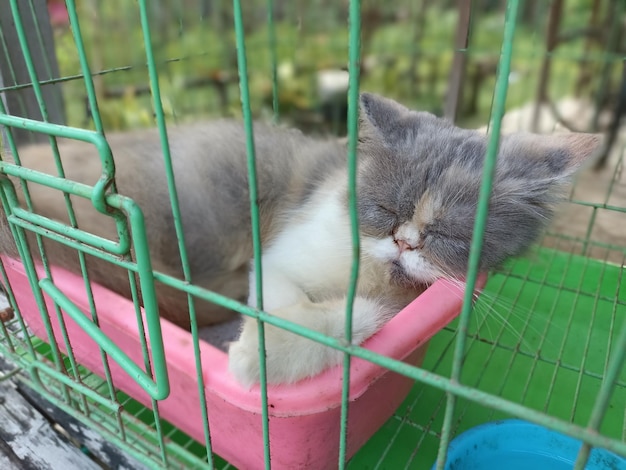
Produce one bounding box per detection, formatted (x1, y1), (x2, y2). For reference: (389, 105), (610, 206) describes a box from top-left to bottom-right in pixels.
(246, 261), (309, 311)
(228, 296), (395, 388)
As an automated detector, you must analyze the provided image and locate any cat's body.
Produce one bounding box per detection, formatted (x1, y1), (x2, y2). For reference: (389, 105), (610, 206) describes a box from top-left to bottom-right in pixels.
(1, 120), (347, 327)
(0, 94), (601, 386)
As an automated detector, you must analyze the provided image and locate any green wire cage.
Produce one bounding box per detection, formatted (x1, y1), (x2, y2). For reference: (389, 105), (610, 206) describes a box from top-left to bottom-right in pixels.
(0, 0), (624, 468)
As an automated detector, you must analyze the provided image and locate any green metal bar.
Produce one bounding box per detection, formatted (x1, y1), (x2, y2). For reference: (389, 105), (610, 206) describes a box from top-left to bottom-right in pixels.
(454, 252), (554, 427)
(74, 243), (124, 434)
(0, 168), (128, 255)
(9, 208), (126, 255)
(136, 0), (214, 464)
(17, 373), (203, 469)
(149, 398), (168, 467)
(436, 1), (520, 468)
(2, 216), (139, 278)
(0, 366), (21, 382)
(339, 0), (361, 467)
(117, 194), (169, 400)
(8, 0), (57, 128)
(574, 317), (626, 467)
(0, 253), (36, 358)
(24, 1), (66, 122)
(8, 0), (91, 408)
(29, 361), (122, 413)
(3, 251), (626, 461)
(0, 112), (123, 218)
(38, 278), (166, 400)
(0, 19), (29, 119)
(0, 116), (68, 393)
(64, 0), (106, 134)
(567, 257), (607, 421)
(232, 0), (271, 468)
(139, 274), (614, 458)
(0, 113), (103, 142)
(0, 159), (169, 400)
(125, 268), (154, 386)
(4, 216), (70, 401)
(233, 1), (263, 314)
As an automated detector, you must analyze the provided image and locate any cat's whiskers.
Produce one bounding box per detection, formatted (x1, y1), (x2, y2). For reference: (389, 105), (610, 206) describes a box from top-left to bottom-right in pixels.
(469, 289), (562, 353)
(434, 268), (554, 351)
(473, 299), (533, 350)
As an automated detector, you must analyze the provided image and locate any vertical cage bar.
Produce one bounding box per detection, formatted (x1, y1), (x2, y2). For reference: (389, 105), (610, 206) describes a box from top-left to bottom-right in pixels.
(574, 318), (626, 468)
(232, 0), (271, 468)
(64, 0), (106, 134)
(37, 0), (124, 425)
(136, 0), (215, 465)
(6, 0), (88, 405)
(338, 0), (361, 467)
(435, 1), (520, 468)
(7, 2), (81, 349)
(0, 0), (65, 144)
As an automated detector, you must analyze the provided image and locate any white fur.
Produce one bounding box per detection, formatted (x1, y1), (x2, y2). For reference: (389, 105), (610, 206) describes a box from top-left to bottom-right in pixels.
(361, 235), (398, 261)
(229, 296), (391, 387)
(229, 186), (397, 387)
(252, 188), (354, 303)
(228, 182), (445, 386)
(398, 251), (441, 283)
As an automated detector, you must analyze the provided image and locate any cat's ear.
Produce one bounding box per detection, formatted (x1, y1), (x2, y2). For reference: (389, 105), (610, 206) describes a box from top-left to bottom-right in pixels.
(358, 93), (411, 143)
(503, 132), (603, 176)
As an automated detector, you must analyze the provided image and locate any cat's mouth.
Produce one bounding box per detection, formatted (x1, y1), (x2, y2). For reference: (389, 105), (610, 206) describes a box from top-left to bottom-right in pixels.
(390, 260), (413, 287)
(389, 259), (435, 289)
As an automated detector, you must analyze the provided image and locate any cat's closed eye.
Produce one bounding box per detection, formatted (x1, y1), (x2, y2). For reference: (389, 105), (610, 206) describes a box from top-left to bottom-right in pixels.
(376, 204), (399, 234)
(376, 204), (397, 216)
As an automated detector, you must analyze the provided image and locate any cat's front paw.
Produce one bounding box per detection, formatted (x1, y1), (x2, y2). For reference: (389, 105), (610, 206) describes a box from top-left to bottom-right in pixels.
(228, 297), (397, 388)
(228, 316), (330, 388)
(228, 330), (262, 389)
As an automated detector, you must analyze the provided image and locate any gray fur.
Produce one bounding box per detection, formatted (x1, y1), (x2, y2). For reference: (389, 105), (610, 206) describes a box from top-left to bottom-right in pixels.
(1, 121), (347, 327)
(0, 93), (600, 329)
(356, 93), (600, 276)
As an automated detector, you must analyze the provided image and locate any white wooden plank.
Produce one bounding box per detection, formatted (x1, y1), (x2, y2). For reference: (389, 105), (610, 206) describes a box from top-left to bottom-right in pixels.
(0, 379), (100, 469)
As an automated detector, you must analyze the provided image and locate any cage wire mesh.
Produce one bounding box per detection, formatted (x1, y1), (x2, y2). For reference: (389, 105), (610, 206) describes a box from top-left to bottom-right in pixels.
(0, 0), (623, 468)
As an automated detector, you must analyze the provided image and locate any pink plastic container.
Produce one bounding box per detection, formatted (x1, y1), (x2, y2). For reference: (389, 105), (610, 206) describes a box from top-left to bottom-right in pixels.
(2, 255), (481, 469)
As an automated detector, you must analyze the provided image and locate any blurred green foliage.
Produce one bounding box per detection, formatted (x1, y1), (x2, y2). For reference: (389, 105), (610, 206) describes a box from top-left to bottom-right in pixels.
(51, 0), (622, 133)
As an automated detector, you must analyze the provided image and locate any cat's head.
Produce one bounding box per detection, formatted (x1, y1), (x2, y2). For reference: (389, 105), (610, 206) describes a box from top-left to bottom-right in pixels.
(356, 93), (601, 286)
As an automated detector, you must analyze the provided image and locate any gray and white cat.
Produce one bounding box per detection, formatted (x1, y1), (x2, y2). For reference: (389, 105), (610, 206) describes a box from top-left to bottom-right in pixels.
(0, 94), (600, 387)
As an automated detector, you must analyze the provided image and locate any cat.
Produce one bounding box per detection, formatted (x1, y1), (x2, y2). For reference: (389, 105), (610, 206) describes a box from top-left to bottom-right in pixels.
(0, 93), (601, 387)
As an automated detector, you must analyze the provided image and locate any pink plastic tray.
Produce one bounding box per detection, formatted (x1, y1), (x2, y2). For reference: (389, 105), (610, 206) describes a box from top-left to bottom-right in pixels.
(2, 255), (481, 469)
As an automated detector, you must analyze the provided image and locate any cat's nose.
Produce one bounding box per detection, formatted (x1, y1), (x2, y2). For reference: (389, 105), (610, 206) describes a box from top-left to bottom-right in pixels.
(395, 239), (417, 252)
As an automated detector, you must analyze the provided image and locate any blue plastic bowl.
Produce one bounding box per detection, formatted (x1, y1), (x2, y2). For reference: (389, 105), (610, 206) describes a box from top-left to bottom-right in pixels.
(432, 419), (626, 470)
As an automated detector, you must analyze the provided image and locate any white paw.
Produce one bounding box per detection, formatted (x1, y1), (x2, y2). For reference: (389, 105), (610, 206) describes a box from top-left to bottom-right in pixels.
(348, 297), (396, 343)
(227, 297), (397, 387)
(228, 333), (261, 389)
(228, 319), (340, 387)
